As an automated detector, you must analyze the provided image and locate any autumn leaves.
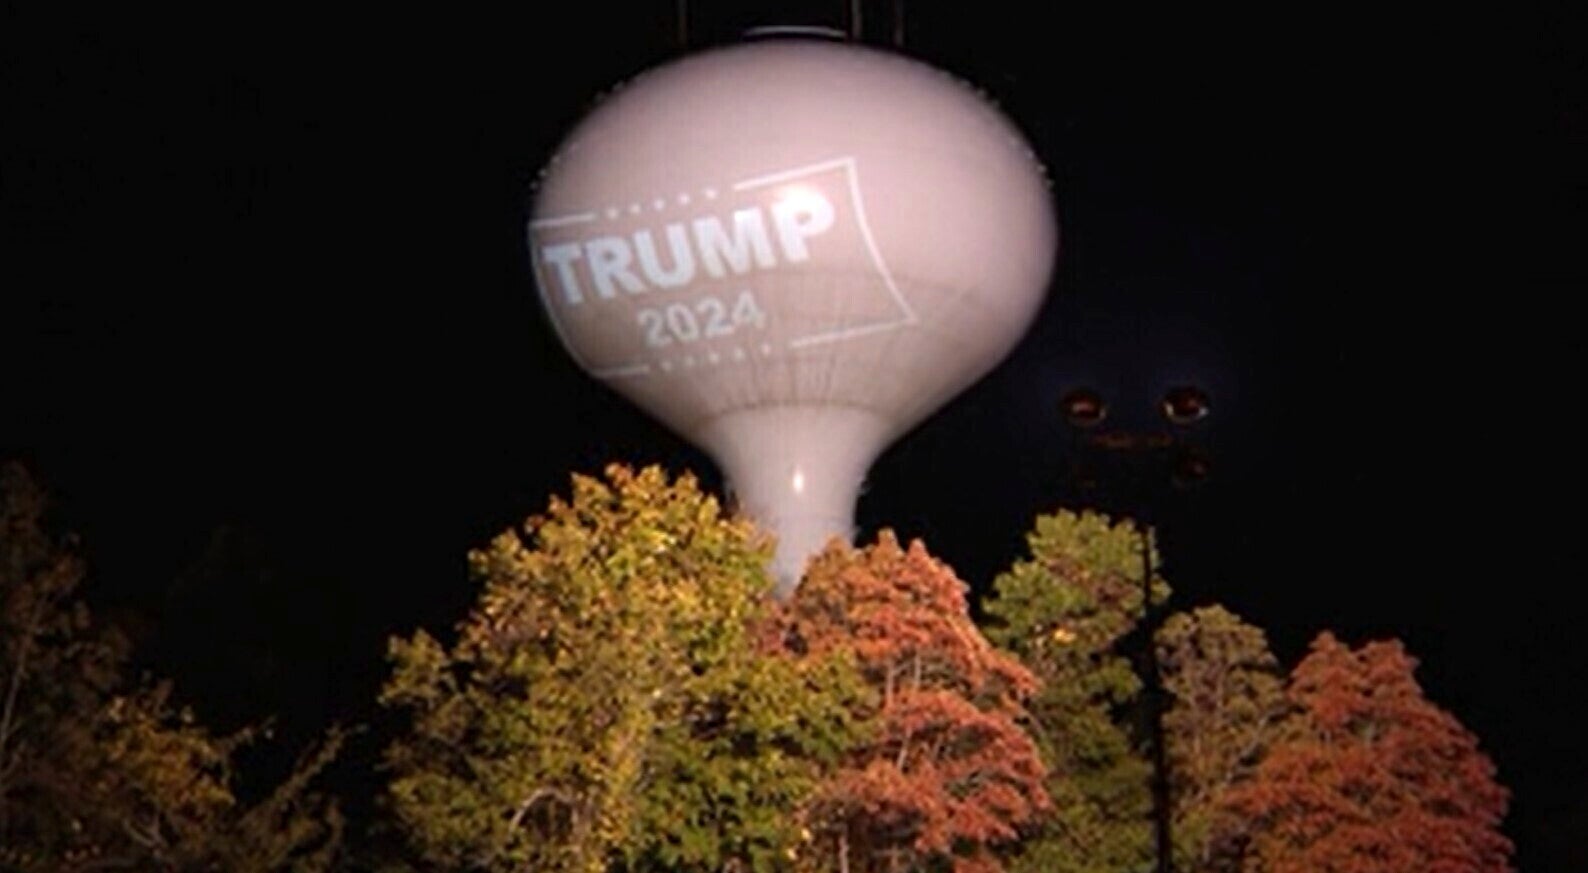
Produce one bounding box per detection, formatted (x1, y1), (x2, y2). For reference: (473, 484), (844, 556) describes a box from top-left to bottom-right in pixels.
(0, 462), (1515, 872)
(380, 466), (1514, 872)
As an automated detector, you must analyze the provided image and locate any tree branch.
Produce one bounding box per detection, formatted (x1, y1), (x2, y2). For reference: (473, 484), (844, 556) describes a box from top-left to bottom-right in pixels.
(506, 787), (566, 833)
(489, 786), (575, 865)
(0, 594), (49, 810)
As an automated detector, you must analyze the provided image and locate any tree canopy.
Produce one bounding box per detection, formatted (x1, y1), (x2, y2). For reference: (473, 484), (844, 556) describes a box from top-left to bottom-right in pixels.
(380, 464), (864, 872)
(1155, 605), (1285, 872)
(776, 532), (1049, 873)
(980, 509), (1160, 873)
(3, 457), (1519, 872)
(1222, 632), (1513, 873)
(0, 461), (344, 872)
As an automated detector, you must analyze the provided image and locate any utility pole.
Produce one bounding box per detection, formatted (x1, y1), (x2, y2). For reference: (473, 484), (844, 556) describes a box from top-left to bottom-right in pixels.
(1059, 384), (1212, 873)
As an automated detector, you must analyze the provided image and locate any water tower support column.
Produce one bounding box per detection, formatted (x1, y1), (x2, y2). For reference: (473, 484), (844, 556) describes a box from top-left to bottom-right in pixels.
(699, 404), (891, 597)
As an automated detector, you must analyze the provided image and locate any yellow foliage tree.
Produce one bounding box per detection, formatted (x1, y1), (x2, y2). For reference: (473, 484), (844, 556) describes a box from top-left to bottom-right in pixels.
(0, 461), (345, 872)
(380, 464), (864, 872)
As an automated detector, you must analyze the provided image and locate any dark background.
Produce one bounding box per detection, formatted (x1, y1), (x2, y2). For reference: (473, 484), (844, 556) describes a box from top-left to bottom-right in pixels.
(4, 2), (1583, 867)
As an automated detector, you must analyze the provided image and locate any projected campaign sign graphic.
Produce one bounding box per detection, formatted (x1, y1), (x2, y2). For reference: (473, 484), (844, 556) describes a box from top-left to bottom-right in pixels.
(531, 156), (913, 380)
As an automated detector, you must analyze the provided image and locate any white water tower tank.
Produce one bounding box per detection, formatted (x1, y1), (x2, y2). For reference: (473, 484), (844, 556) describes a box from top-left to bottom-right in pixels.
(530, 37), (1057, 595)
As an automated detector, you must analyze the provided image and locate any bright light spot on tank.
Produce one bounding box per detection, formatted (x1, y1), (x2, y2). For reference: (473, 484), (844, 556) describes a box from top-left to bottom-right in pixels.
(775, 183), (827, 215)
(792, 468), (806, 494)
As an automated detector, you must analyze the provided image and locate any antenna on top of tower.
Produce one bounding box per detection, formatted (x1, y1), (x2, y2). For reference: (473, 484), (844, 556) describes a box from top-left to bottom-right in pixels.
(676, 1), (906, 51)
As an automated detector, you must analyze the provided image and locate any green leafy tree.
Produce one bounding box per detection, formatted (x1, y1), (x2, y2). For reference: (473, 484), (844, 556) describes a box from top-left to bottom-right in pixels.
(981, 509), (1162, 873)
(0, 461), (344, 872)
(777, 532), (1049, 873)
(1222, 632), (1513, 873)
(380, 464), (864, 873)
(1155, 606), (1285, 872)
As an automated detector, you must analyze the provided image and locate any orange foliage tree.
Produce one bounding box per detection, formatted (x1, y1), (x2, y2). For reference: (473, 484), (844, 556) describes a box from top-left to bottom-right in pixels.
(1221, 632), (1513, 873)
(772, 532), (1049, 873)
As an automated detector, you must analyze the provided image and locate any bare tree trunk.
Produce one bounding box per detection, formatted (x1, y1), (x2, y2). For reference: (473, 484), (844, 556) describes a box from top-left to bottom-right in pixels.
(0, 596), (48, 833)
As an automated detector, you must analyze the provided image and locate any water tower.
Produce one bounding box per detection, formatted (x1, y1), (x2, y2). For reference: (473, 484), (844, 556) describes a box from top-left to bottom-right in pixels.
(529, 30), (1056, 595)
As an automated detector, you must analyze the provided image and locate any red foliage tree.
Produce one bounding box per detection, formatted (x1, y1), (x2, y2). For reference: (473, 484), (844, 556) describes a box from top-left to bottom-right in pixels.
(773, 532), (1049, 873)
(1222, 632), (1513, 873)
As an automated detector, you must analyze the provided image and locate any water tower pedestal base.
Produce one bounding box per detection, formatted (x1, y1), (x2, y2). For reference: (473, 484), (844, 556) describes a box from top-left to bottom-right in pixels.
(698, 405), (891, 598)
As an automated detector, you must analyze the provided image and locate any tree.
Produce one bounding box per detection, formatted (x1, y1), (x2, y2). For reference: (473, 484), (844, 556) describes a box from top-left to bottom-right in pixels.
(380, 464), (864, 873)
(0, 461), (344, 872)
(1154, 606), (1285, 872)
(980, 509), (1160, 873)
(775, 532), (1049, 873)
(1222, 632), (1514, 873)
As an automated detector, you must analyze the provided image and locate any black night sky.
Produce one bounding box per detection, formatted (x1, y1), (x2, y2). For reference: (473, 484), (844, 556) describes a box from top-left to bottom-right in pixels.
(4, 2), (1583, 868)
